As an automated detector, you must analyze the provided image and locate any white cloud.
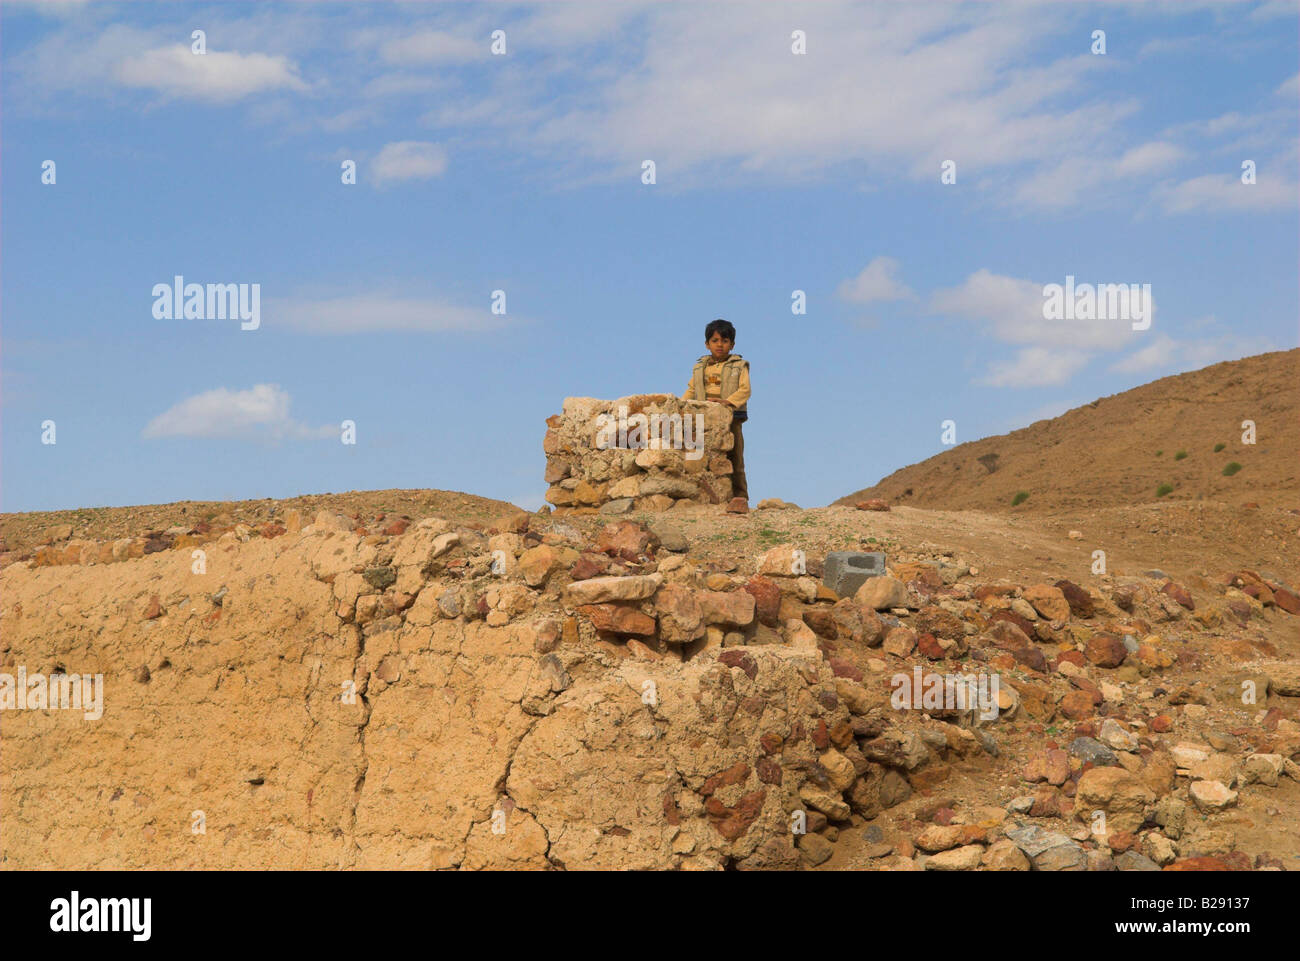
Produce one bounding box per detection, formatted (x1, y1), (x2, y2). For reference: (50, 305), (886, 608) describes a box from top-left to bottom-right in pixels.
(838, 257), (913, 304)
(1155, 172), (1297, 213)
(1277, 72), (1300, 98)
(931, 269), (1141, 352)
(380, 30), (480, 65)
(980, 347), (1092, 388)
(371, 141), (448, 185)
(1110, 333), (1278, 373)
(115, 45), (307, 102)
(270, 293), (505, 334)
(143, 384), (332, 440)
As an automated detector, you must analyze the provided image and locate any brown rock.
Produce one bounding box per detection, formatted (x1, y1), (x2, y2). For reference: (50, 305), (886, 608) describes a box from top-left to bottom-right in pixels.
(1085, 633), (1128, 668)
(577, 603), (656, 636)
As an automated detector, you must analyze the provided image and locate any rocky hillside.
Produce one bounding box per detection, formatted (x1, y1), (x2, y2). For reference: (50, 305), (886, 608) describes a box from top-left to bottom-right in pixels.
(836, 349), (1299, 513)
(3, 496), (1299, 870)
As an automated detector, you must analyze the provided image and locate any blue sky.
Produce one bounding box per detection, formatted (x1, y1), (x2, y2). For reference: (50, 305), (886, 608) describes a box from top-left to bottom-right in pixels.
(2, 0), (1297, 513)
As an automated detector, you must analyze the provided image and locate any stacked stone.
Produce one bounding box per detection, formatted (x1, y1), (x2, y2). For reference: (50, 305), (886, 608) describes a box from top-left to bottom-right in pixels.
(544, 393), (736, 513)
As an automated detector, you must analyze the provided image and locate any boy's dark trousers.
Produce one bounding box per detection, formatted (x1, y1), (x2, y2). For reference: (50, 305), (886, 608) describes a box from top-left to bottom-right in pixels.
(729, 420), (748, 501)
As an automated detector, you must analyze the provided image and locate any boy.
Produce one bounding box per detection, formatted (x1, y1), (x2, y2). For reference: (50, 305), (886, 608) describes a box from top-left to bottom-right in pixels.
(681, 319), (750, 513)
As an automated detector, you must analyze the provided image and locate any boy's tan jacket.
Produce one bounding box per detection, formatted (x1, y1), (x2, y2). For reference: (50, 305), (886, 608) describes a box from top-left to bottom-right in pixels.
(683, 353), (749, 421)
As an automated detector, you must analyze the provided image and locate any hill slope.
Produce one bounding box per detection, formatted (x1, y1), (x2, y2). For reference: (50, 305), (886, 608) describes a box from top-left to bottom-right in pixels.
(836, 349), (1298, 513)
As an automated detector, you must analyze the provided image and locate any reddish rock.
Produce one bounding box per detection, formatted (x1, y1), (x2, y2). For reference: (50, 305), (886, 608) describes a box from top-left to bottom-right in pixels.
(1056, 650), (1087, 669)
(856, 499), (890, 511)
(1060, 690), (1097, 720)
(917, 633), (946, 660)
(1150, 715), (1173, 733)
(1023, 749), (1070, 786)
(1160, 581), (1194, 611)
(382, 518), (409, 536)
(718, 650), (758, 680)
(760, 733), (784, 755)
(143, 595), (162, 619)
(1054, 579), (1095, 618)
(828, 657), (863, 681)
(803, 608), (838, 638)
(744, 576), (781, 627)
(259, 522), (287, 539)
(569, 554), (609, 581)
(1163, 857), (1232, 872)
(988, 609), (1036, 639)
(812, 719), (830, 750)
(705, 790), (767, 841)
(576, 603), (656, 636)
(701, 762), (751, 796)
(973, 584), (1017, 602)
(756, 757), (782, 785)
(597, 521), (658, 561)
(1107, 831), (1138, 853)
(1273, 587), (1300, 616)
(914, 605), (965, 640)
(1085, 633), (1128, 668)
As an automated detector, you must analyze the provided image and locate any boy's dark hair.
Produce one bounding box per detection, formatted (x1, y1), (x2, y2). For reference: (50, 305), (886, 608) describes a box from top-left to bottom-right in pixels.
(704, 318), (736, 343)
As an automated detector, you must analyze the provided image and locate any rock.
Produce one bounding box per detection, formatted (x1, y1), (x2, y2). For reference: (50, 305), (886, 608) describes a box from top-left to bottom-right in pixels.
(1260, 662), (1300, 696)
(43, 524), (74, 543)
(1160, 581), (1194, 611)
(1189, 780), (1237, 813)
(882, 627), (916, 657)
(598, 498), (634, 515)
(744, 576), (782, 627)
(924, 844), (984, 871)
(1054, 579), (1095, 618)
(1075, 768), (1155, 833)
(1143, 833), (1177, 865)
(649, 523), (688, 552)
(798, 832), (834, 866)
(596, 521), (658, 561)
(982, 839), (1031, 871)
(1098, 719), (1138, 752)
(799, 784), (850, 821)
(820, 750), (857, 793)
(518, 545), (560, 587)
(698, 589), (755, 627)
(822, 551), (887, 599)
(855, 576), (910, 611)
(1022, 749), (1069, 786)
(654, 583), (705, 643)
(855, 499), (890, 511)
(757, 544), (805, 577)
(1069, 737), (1117, 767)
(576, 603), (656, 636)
(1242, 754), (1284, 786)
(1023, 584), (1070, 621)
(1085, 633), (1128, 668)
(1003, 823), (1085, 871)
(1116, 850), (1162, 872)
(564, 573), (662, 605)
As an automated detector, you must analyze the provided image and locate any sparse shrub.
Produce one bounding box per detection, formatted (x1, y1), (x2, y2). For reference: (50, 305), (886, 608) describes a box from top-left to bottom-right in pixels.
(1174, 450), (1188, 460)
(1011, 491), (1029, 506)
(1213, 442), (1225, 452)
(1156, 483), (1173, 497)
(1223, 462), (1242, 476)
(1154, 450), (1163, 456)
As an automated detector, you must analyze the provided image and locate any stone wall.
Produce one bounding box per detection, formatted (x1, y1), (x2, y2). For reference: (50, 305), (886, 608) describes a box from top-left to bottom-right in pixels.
(544, 394), (736, 513)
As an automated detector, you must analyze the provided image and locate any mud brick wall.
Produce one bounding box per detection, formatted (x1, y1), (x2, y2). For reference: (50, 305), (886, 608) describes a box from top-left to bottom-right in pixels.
(544, 394), (737, 512)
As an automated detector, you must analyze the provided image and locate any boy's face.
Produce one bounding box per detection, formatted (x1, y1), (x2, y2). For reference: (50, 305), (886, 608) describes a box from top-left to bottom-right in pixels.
(706, 332), (733, 360)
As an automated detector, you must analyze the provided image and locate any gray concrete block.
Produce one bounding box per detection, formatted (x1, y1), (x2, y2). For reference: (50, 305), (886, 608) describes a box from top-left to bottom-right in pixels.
(823, 551), (887, 598)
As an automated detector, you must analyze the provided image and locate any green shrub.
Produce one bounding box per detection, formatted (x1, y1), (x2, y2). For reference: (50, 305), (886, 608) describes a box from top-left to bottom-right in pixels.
(1156, 483), (1173, 497)
(1011, 491), (1029, 506)
(1174, 450), (1188, 460)
(1154, 450), (1163, 456)
(1213, 442), (1225, 452)
(1222, 462), (1242, 476)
